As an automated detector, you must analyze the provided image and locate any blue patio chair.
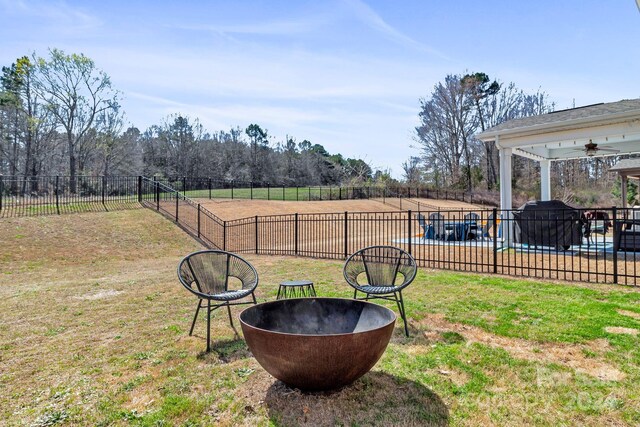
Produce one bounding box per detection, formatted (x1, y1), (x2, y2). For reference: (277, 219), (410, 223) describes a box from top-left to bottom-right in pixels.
(464, 212), (480, 240)
(428, 212), (447, 240)
(478, 212), (495, 241)
(416, 213), (429, 239)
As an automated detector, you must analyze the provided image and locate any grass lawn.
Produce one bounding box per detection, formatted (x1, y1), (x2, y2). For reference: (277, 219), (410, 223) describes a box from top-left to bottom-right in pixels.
(1, 210), (640, 426)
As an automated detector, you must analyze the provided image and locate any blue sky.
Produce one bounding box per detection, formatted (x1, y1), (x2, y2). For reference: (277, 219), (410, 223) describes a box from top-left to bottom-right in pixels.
(2, 0), (640, 177)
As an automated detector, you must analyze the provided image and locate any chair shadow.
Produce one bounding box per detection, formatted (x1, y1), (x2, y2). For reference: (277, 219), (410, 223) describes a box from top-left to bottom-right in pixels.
(196, 337), (249, 362)
(264, 371), (448, 426)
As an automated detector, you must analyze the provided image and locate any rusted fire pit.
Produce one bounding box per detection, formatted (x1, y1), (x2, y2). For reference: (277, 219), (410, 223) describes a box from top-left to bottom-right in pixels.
(240, 297), (396, 391)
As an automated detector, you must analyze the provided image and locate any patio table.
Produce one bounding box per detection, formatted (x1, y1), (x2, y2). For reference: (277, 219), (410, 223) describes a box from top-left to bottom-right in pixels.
(276, 280), (317, 299)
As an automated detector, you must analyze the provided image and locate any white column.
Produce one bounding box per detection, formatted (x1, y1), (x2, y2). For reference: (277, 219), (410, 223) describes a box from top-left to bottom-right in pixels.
(499, 146), (513, 211)
(540, 159), (551, 201)
(499, 145), (514, 246)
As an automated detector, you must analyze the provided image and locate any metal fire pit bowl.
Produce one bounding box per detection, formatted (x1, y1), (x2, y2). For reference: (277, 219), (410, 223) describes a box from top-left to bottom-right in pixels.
(240, 297), (396, 391)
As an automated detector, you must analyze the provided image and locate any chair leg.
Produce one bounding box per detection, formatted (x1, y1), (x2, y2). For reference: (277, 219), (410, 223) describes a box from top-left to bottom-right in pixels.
(189, 300), (202, 336)
(395, 291), (409, 337)
(252, 292), (257, 304)
(353, 288), (358, 299)
(206, 300), (211, 352)
(226, 303), (234, 328)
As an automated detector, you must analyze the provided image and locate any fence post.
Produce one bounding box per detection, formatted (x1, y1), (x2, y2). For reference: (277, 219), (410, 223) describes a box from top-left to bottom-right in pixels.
(137, 176), (142, 203)
(339, 187), (342, 200)
(102, 176), (106, 207)
(197, 204), (201, 239)
(0, 175), (3, 213)
(175, 192), (179, 222)
(612, 206), (618, 284)
(255, 216), (258, 254)
(182, 176), (186, 196)
(329, 186), (332, 201)
(282, 185), (285, 201)
(383, 186), (385, 204)
(492, 208), (498, 274)
(251, 181), (254, 200)
(155, 181), (160, 211)
(367, 186), (370, 199)
(208, 178), (212, 199)
(267, 183), (270, 200)
(295, 213), (299, 255)
(231, 180), (234, 199)
(55, 176), (60, 215)
(296, 186), (299, 201)
(344, 211), (349, 259)
(223, 221), (227, 251)
(407, 210), (412, 255)
(319, 186), (322, 200)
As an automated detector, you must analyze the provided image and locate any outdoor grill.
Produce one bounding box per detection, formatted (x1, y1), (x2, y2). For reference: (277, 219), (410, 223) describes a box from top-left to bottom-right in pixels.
(240, 297), (396, 391)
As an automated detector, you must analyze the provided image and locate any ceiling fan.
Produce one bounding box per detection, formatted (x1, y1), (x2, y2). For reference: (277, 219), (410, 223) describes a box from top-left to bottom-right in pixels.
(569, 140), (620, 157)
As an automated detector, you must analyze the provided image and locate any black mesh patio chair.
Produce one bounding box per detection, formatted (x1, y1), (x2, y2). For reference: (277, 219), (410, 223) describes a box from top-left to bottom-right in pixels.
(343, 245), (417, 336)
(177, 250), (258, 352)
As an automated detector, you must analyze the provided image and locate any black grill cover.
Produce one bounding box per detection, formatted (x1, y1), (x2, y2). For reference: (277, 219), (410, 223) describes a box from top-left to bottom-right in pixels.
(512, 200), (584, 248)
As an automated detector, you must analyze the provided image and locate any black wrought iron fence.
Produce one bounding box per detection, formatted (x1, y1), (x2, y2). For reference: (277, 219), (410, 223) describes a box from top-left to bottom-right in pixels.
(3, 175), (638, 286)
(138, 179), (640, 287)
(0, 175), (141, 218)
(0, 175), (481, 217)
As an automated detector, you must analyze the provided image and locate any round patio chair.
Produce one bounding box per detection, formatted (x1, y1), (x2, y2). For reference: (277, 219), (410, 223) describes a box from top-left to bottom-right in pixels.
(343, 245), (417, 336)
(177, 250), (258, 352)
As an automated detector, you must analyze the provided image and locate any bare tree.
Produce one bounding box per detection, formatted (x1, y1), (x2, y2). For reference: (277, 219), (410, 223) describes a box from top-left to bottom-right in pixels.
(33, 49), (119, 191)
(416, 75), (477, 190)
(402, 156), (422, 184)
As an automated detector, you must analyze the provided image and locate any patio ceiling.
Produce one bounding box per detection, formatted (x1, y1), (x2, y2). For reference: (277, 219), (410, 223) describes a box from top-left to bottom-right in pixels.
(476, 99), (640, 161)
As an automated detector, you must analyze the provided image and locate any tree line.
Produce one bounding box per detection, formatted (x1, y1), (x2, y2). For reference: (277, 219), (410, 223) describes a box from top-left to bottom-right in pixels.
(0, 49), (377, 194)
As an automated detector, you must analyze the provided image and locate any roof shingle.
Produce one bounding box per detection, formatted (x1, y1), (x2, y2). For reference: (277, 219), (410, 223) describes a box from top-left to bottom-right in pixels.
(478, 98), (640, 136)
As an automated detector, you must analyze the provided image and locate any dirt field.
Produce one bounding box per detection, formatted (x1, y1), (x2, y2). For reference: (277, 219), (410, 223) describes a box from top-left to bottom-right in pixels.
(193, 198), (486, 221)
(193, 199), (396, 220)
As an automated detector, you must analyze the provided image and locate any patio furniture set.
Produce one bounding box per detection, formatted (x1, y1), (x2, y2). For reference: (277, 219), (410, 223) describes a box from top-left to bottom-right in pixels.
(177, 245), (417, 390)
(416, 211), (494, 242)
(416, 202), (640, 252)
(177, 245), (417, 352)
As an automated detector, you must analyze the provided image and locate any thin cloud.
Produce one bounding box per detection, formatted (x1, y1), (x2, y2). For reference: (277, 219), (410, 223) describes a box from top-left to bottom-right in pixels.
(176, 19), (322, 37)
(342, 0), (447, 58)
(0, 0), (101, 32)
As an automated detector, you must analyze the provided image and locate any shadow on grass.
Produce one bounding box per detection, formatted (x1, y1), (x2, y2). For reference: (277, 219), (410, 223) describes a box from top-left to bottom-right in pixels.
(264, 371), (448, 426)
(197, 338), (251, 363)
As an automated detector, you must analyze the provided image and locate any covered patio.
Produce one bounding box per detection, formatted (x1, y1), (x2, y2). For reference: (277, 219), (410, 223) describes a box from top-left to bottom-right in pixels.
(477, 98), (640, 245)
(609, 158), (640, 208)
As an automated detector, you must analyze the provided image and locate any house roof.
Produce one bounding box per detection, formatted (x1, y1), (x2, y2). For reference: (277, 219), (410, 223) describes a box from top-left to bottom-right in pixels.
(475, 98), (640, 161)
(609, 158), (640, 178)
(478, 99), (640, 136)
